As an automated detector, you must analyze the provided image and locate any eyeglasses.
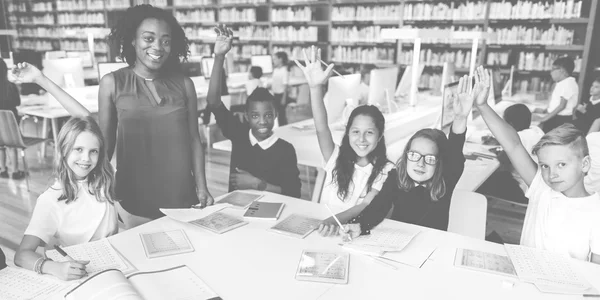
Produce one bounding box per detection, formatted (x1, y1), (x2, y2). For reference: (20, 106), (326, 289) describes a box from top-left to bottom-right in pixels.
(407, 151), (437, 165)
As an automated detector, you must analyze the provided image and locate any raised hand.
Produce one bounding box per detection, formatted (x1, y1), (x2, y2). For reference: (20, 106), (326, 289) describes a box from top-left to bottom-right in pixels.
(453, 74), (475, 118)
(294, 46), (334, 88)
(472, 66), (491, 107)
(213, 24), (233, 56)
(9, 62), (44, 84)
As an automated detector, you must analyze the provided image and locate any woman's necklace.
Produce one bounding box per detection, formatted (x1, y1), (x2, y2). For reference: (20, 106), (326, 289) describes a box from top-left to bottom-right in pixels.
(132, 69), (157, 81)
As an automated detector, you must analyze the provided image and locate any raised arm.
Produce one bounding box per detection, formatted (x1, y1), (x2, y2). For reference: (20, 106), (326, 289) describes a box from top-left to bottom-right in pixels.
(10, 63), (90, 117)
(295, 47), (336, 161)
(206, 25), (233, 110)
(474, 67), (537, 185)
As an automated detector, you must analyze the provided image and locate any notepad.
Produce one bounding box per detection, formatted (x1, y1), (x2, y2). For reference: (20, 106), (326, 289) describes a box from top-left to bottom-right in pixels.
(269, 214), (322, 239)
(65, 265), (221, 300)
(216, 191), (263, 209)
(189, 211), (248, 234)
(344, 226), (418, 253)
(45, 239), (130, 274)
(295, 250), (349, 284)
(140, 229), (195, 259)
(454, 248), (517, 277)
(243, 202), (285, 220)
(0, 267), (69, 300)
(504, 244), (594, 294)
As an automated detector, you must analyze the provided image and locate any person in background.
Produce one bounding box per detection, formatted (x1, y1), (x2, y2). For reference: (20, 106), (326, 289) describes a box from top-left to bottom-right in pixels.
(245, 66), (263, 96)
(0, 58), (25, 180)
(477, 104), (544, 203)
(576, 77), (600, 134)
(538, 56), (579, 133)
(358, 64), (376, 105)
(272, 51), (290, 125)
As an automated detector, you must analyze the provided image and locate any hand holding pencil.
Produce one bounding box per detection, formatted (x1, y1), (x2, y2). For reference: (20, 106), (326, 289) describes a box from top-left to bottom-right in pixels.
(51, 245), (90, 281)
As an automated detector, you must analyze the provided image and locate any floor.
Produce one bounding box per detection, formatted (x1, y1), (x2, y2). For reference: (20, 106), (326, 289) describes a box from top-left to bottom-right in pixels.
(0, 129), (526, 267)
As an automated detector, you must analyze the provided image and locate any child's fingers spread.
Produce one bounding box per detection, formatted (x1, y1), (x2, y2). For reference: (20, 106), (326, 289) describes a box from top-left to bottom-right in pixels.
(302, 49), (310, 65)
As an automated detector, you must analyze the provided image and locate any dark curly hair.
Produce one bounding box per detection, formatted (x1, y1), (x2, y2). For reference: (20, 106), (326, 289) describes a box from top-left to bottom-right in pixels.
(108, 4), (189, 72)
(332, 105), (389, 200)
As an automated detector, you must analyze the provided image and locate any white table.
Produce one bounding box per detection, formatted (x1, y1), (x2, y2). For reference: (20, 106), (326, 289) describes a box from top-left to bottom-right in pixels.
(58, 191), (600, 300)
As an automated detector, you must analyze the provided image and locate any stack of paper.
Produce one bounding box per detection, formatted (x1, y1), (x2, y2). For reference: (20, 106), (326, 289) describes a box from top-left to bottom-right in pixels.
(45, 239), (132, 275)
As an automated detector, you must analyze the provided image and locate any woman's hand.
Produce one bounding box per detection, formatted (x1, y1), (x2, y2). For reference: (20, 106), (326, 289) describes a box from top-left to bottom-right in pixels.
(196, 188), (214, 208)
(9, 62), (45, 85)
(294, 46), (334, 88)
(213, 24), (233, 57)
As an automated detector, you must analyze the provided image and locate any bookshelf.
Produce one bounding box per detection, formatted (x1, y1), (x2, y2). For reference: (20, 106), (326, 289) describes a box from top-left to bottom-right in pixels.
(4, 0), (599, 99)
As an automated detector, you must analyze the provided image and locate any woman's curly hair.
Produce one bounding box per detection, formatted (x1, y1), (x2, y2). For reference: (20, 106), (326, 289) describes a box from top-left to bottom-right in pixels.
(108, 4), (189, 72)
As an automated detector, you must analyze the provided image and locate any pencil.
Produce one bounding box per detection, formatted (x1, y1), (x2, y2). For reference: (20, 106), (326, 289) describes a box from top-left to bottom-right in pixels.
(325, 205), (352, 241)
(54, 245), (75, 262)
(319, 59), (345, 79)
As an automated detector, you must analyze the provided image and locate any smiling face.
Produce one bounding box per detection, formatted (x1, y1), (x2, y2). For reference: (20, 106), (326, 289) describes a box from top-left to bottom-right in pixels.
(132, 18), (172, 72)
(590, 81), (600, 99)
(246, 100), (277, 141)
(537, 144), (589, 196)
(406, 137), (438, 183)
(347, 114), (380, 162)
(66, 131), (100, 180)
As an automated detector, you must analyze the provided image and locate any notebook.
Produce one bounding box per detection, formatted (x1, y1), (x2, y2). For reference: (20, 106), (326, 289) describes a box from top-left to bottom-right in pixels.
(269, 214), (322, 239)
(295, 250), (349, 284)
(454, 248), (517, 277)
(216, 191), (263, 209)
(189, 211), (248, 234)
(243, 202), (285, 220)
(45, 239), (133, 274)
(0, 267), (69, 300)
(343, 226), (418, 253)
(65, 265), (221, 300)
(139, 229), (195, 259)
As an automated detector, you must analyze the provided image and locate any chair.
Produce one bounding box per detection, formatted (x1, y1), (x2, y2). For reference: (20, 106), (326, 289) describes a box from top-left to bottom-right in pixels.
(448, 190), (488, 240)
(0, 110), (48, 191)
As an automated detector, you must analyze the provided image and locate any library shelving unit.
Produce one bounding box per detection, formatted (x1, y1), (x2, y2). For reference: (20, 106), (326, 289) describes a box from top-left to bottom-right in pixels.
(4, 0), (599, 100)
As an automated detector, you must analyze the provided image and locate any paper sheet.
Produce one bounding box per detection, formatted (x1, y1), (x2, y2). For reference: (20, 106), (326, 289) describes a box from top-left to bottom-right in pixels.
(270, 214), (322, 239)
(345, 227), (418, 252)
(140, 229), (195, 259)
(45, 239), (129, 274)
(160, 204), (227, 223)
(0, 267), (69, 300)
(295, 251), (349, 284)
(454, 249), (517, 277)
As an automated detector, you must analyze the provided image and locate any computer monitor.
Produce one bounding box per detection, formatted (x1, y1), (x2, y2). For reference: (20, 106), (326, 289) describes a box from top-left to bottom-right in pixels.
(201, 56), (215, 79)
(66, 51), (93, 68)
(440, 81), (459, 130)
(395, 64), (425, 99)
(97, 62), (128, 81)
(43, 58), (85, 88)
(325, 74), (361, 124)
(368, 67), (400, 113)
(181, 61), (202, 77)
(251, 55), (273, 75)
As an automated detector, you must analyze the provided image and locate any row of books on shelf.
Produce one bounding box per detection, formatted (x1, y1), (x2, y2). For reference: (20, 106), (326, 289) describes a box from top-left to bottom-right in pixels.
(232, 45), (269, 60)
(272, 46), (303, 61)
(272, 7), (312, 22)
(487, 25), (576, 46)
(330, 26), (392, 44)
(16, 27), (109, 39)
(517, 78), (554, 93)
(12, 39), (109, 53)
(190, 44), (212, 57)
(399, 49), (474, 69)
(332, 5), (400, 22)
(219, 8), (257, 22)
(331, 46), (394, 65)
(273, 27), (319, 42)
(403, 2), (487, 21)
(517, 52), (582, 72)
(56, 0), (104, 11)
(16, 15), (55, 25)
(489, 0), (584, 20)
(57, 13), (105, 25)
(176, 10), (216, 23)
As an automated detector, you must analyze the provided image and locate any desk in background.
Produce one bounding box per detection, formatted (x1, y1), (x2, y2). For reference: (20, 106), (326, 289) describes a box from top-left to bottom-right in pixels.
(50, 191), (600, 300)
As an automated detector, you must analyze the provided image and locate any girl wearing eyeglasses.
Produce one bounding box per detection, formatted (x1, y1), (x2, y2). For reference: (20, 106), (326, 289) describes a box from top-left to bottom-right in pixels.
(345, 67), (491, 236)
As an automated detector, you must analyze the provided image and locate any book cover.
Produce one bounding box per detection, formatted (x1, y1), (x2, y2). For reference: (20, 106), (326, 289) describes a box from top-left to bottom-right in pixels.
(243, 202), (284, 220)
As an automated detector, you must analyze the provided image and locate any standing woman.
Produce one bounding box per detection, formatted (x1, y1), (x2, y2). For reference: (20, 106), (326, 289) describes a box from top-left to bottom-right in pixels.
(99, 5), (213, 228)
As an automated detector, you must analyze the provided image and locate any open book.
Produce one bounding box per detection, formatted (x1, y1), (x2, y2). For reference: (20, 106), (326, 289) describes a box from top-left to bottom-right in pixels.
(65, 265), (221, 300)
(0, 267), (69, 300)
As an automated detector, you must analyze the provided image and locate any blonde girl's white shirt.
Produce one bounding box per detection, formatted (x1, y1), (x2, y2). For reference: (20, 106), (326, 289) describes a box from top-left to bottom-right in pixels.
(521, 170), (600, 261)
(271, 66), (289, 94)
(24, 181), (118, 247)
(320, 146), (394, 211)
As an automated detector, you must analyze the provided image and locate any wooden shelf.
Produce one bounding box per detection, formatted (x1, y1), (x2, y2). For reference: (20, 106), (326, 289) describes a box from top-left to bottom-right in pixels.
(270, 1), (329, 7)
(174, 5), (219, 9)
(331, 41), (396, 47)
(271, 21), (329, 26)
(271, 40), (324, 45)
(218, 2), (268, 8)
(331, 20), (399, 25)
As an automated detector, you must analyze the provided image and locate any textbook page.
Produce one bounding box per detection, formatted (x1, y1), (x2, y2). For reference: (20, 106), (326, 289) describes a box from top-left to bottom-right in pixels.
(0, 267), (69, 300)
(65, 269), (142, 300)
(45, 239), (129, 274)
(129, 265), (221, 300)
(454, 248), (517, 277)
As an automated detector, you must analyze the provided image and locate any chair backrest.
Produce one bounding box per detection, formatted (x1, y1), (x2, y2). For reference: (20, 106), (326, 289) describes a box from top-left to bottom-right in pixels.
(448, 190), (488, 240)
(0, 110), (25, 149)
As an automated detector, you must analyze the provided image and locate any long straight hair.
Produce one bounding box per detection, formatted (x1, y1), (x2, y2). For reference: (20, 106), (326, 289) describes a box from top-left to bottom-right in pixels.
(332, 105), (388, 200)
(54, 117), (116, 204)
(396, 128), (448, 201)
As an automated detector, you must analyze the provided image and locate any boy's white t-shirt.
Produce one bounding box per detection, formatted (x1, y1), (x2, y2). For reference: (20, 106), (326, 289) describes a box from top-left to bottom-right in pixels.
(548, 76), (579, 116)
(512, 126), (545, 193)
(585, 132), (600, 194)
(245, 78), (263, 96)
(522, 170), (600, 261)
(24, 181), (118, 247)
(320, 146), (394, 211)
(271, 66), (289, 95)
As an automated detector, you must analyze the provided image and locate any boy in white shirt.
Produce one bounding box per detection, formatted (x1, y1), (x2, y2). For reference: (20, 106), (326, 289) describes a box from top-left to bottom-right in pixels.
(476, 81), (600, 264)
(245, 66), (263, 96)
(539, 57), (579, 133)
(585, 132), (600, 194)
